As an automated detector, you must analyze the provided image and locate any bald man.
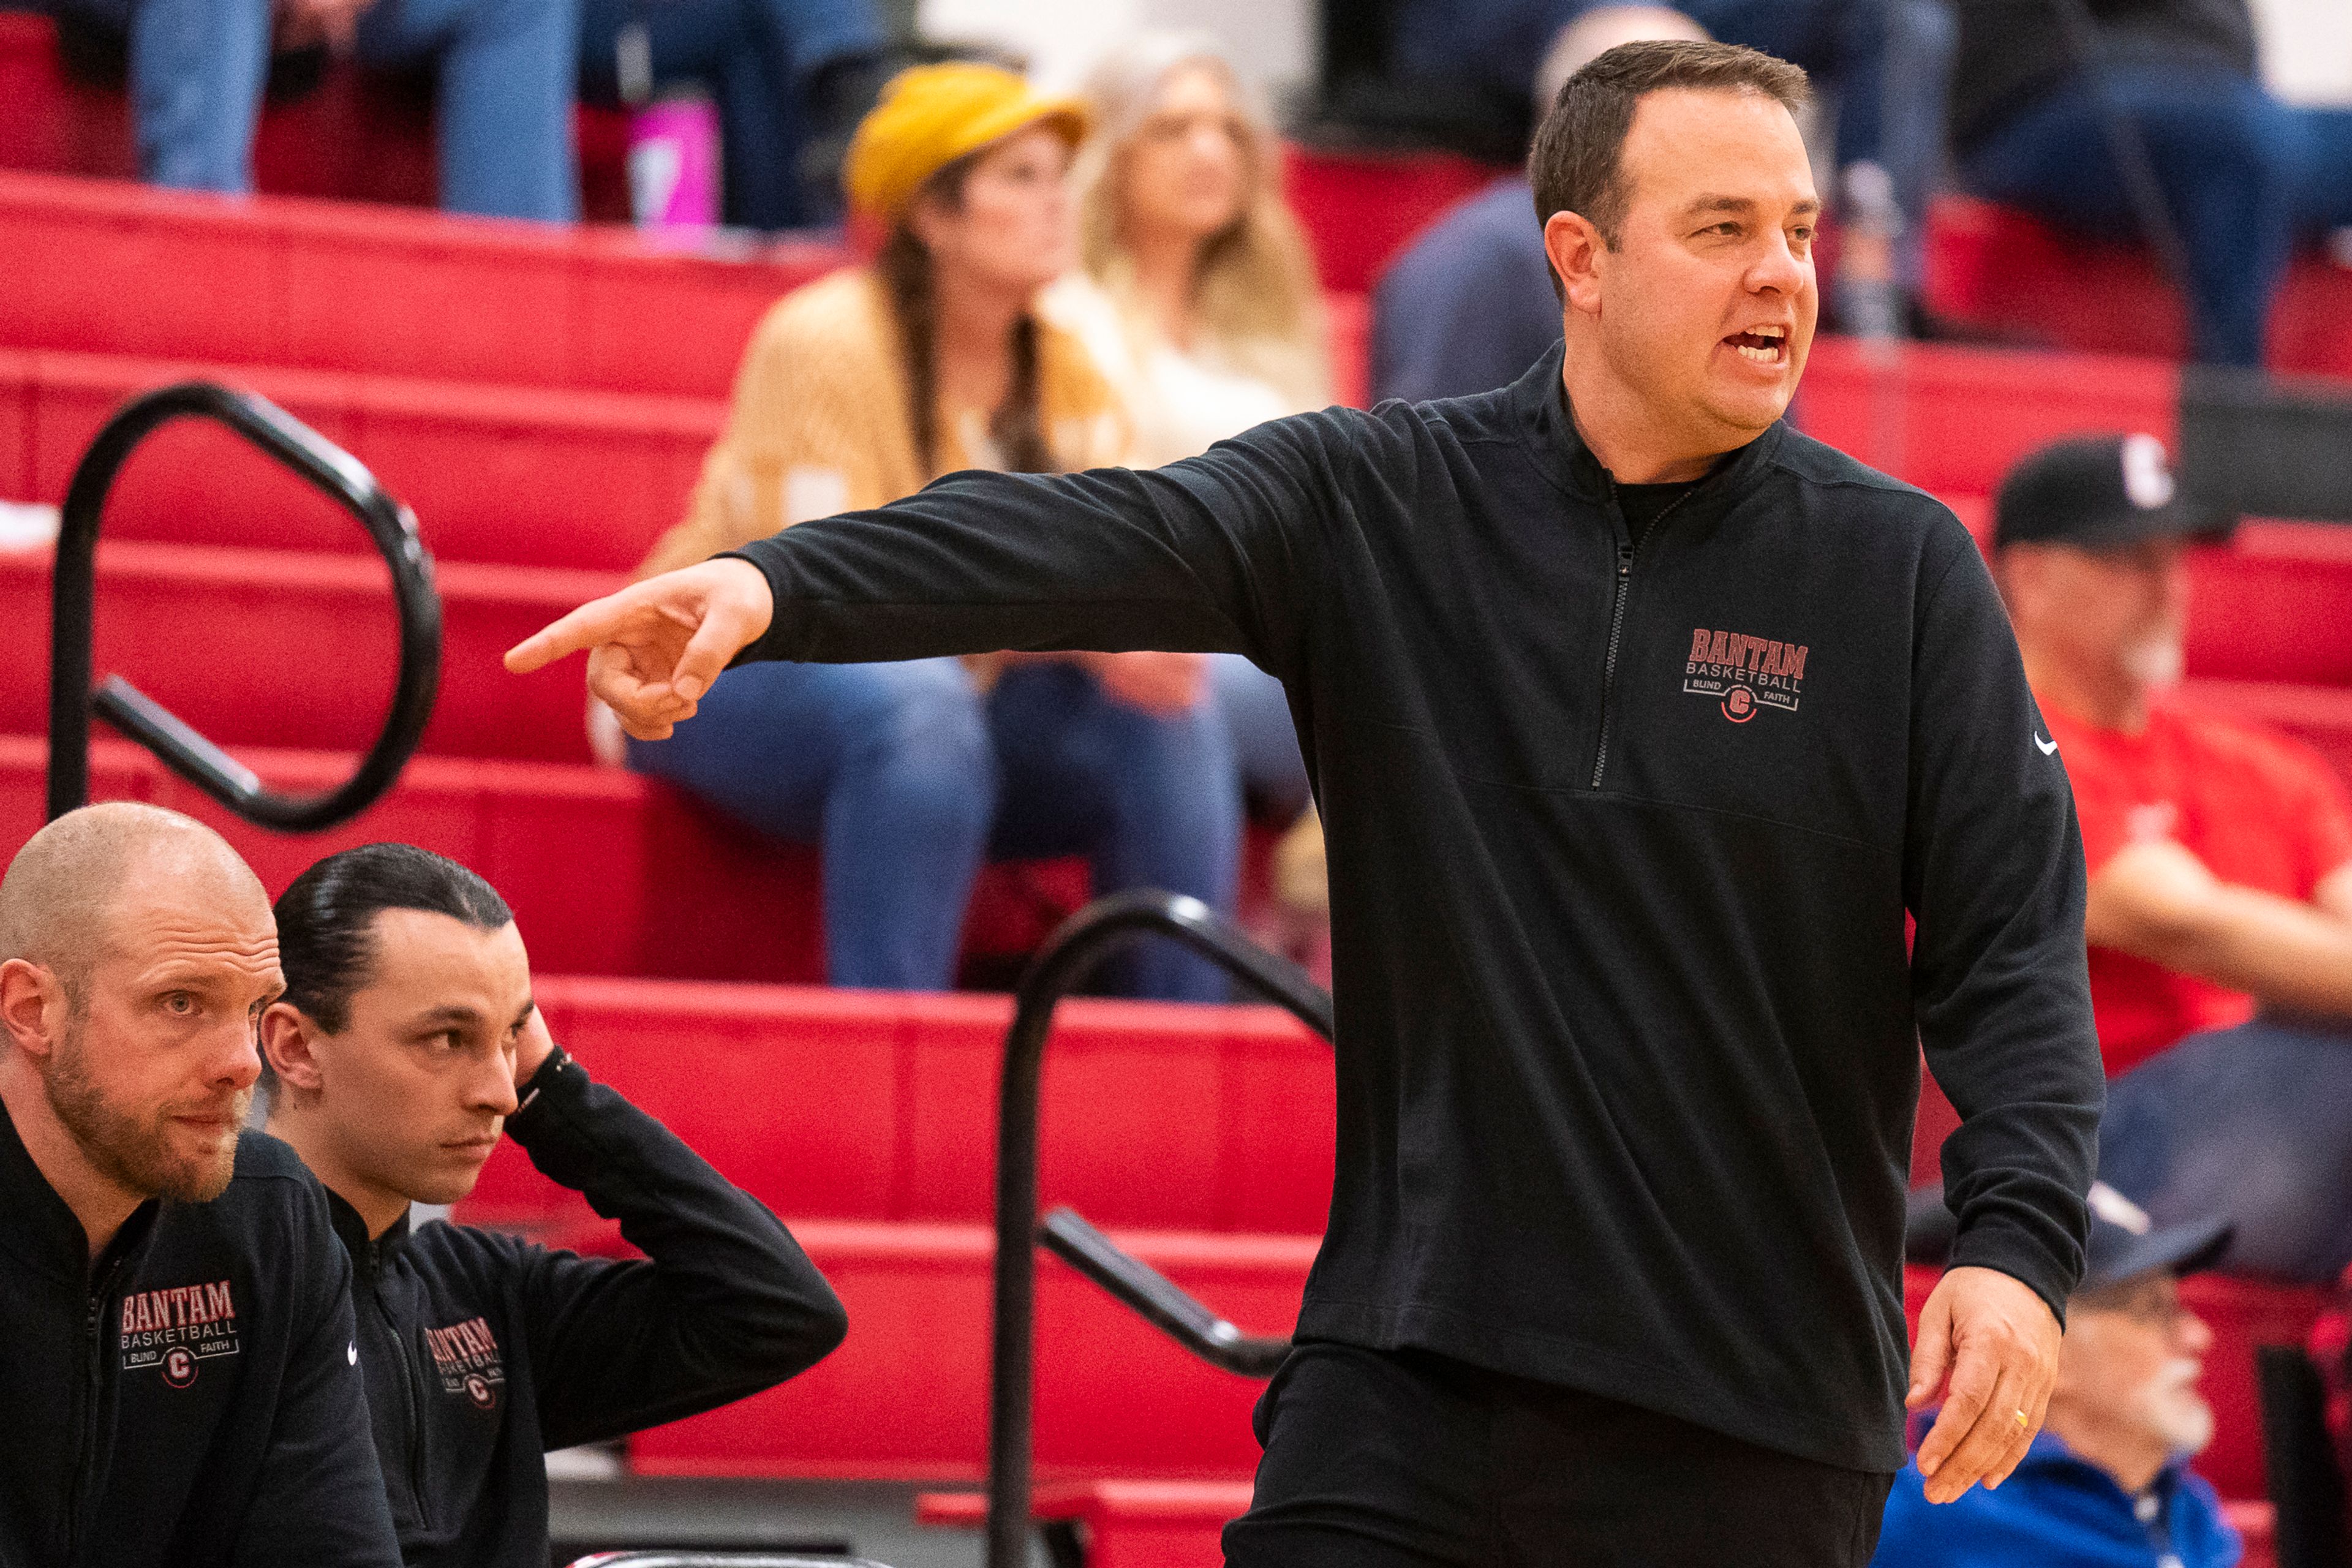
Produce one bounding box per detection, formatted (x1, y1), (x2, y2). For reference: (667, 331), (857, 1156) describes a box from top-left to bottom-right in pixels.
(0, 803), (400, 1568)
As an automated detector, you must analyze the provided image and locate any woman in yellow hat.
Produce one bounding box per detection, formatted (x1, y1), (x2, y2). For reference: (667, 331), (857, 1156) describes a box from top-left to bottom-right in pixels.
(608, 61), (1243, 999)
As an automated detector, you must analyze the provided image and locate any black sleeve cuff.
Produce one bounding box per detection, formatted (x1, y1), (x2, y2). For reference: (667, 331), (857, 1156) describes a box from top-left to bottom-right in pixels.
(714, 546), (792, 667)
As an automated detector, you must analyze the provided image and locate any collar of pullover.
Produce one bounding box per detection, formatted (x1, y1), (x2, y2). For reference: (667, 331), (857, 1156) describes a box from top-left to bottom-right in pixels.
(0, 1092), (158, 1284)
(326, 1186), (412, 1281)
(1512, 341), (1788, 513)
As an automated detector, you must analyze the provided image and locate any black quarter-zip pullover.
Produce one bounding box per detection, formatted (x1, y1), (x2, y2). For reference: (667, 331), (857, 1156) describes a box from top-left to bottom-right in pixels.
(329, 1047), (846, 1568)
(722, 344), (2105, 1472)
(0, 1104), (401, 1568)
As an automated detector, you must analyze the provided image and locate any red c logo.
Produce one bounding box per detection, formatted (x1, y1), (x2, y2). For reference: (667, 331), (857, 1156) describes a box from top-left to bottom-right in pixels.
(1721, 687), (1757, 723)
(163, 1348), (197, 1388)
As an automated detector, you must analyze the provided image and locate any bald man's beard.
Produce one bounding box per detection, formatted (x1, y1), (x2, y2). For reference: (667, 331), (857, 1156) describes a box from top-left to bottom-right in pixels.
(43, 1022), (246, 1204)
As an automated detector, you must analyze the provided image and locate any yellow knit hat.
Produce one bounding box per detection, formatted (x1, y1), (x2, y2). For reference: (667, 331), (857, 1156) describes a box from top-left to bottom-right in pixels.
(843, 62), (1090, 225)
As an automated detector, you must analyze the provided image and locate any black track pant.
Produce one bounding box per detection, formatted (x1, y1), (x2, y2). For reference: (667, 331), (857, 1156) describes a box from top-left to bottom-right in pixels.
(1223, 1341), (1894, 1567)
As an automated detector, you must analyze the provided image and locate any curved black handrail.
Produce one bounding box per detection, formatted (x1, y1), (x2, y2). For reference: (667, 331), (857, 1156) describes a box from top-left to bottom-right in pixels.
(987, 890), (1335, 1568)
(47, 382), (440, 832)
(1039, 1207), (1291, 1378)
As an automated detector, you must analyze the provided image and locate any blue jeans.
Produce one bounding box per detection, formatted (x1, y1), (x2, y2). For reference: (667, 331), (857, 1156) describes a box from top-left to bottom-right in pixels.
(1679, 0), (1957, 293)
(1962, 66), (2352, 366)
(576, 0), (879, 228)
(629, 657), (1246, 1001)
(2098, 1017), (2352, 1282)
(988, 663), (1243, 1004)
(629, 658), (995, 991)
(65, 0), (578, 219)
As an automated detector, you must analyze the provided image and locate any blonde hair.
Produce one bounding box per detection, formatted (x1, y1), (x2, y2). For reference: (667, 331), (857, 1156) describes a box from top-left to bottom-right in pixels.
(1073, 34), (1329, 410)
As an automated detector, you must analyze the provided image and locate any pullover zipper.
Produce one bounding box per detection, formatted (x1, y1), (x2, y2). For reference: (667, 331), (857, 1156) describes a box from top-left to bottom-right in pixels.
(1589, 487), (1699, 790)
(66, 1254), (126, 1565)
(368, 1248), (434, 1532)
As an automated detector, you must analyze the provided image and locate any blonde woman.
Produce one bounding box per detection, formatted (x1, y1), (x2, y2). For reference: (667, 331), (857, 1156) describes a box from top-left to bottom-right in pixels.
(1061, 32), (1329, 876)
(1061, 31), (1329, 466)
(620, 62), (1243, 1000)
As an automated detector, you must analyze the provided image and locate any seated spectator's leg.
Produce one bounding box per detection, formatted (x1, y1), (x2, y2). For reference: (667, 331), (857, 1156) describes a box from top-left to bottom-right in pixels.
(627, 658), (995, 990)
(988, 663), (1243, 1003)
(355, 0), (579, 219)
(2290, 106), (2352, 235)
(2098, 1017), (2352, 1281)
(733, 0), (885, 227)
(1961, 67), (2301, 366)
(1841, 0), (1954, 298)
(1212, 654), (1311, 826)
(1685, 0), (1953, 307)
(107, 0), (275, 193)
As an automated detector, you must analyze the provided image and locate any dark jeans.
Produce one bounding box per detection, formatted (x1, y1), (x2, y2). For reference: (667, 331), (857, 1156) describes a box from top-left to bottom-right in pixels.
(1679, 0), (1957, 292)
(2098, 1016), (2352, 1282)
(627, 655), (1248, 1000)
(576, 0), (880, 228)
(1962, 66), (2352, 366)
(1224, 1341), (1894, 1567)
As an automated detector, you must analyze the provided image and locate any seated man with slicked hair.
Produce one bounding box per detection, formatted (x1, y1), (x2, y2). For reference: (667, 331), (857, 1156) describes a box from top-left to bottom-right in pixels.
(0, 802), (401, 1568)
(260, 841), (846, 1568)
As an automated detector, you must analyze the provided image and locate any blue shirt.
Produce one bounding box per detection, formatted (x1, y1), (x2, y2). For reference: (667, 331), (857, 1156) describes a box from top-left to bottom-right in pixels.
(1369, 178), (1560, 407)
(1872, 1434), (2240, 1568)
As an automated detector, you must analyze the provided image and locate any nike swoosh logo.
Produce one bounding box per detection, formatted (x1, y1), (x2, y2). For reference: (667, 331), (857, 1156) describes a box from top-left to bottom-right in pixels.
(2035, 734), (2058, 756)
(348, 1343), (358, 1365)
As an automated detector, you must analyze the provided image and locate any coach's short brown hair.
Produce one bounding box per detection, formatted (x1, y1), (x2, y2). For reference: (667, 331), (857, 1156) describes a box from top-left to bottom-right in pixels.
(1530, 40), (1811, 251)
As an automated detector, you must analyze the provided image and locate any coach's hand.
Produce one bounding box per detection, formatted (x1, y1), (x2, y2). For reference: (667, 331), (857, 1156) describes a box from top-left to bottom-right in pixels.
(503, 559), (774, 741)
(1907, 1265), (2062, 1504)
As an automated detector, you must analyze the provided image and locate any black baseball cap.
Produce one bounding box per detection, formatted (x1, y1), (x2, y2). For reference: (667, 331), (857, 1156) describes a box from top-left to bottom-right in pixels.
(1905, 1182), (2233, 1296)
(1992, 433), (2236, 552)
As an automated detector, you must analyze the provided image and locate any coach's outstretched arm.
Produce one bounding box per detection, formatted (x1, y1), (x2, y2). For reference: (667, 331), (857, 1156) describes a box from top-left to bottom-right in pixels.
(505, 416), (1335, 729)
(1903, 527), (2106, 1505)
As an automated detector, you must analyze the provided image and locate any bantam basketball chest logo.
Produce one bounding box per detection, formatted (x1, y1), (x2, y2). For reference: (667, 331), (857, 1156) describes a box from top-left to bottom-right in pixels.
(1683, 627), (1808, 723)
(424, 1316), (506, 1410)
(119, 1280), (240, 1386)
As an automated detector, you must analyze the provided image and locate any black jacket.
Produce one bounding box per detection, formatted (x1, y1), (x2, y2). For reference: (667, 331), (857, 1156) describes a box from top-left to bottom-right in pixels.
(724, 346), (2105, 1472)
(331, 1047), (845, 1568)
(0, 1104), (401, 1568)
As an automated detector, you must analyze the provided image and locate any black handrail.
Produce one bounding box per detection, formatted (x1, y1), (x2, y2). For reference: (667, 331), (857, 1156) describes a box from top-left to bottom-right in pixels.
(1039, 1207), (1291, 1378)
(47, 382), (440, 831)
(987, 890), (1335, 1568)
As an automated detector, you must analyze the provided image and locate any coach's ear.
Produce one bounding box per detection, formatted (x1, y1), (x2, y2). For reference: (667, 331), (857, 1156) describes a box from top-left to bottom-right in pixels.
(1544, 208), (1607, 320)
(258, 1001), (328, 1096)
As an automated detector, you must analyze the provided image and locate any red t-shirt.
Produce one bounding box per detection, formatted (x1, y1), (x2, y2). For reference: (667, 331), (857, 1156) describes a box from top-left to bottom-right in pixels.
(2043, 696), (2352, 1075)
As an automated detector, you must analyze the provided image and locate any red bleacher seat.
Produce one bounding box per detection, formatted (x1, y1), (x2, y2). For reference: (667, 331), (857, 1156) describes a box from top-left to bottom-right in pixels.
(0, 168), (840, 397)
(1280, 145), (1502, 296)
(0, 347), (720, 570)
(630, 1223), (1313, 1480)
(1925, 196), (2352, 379)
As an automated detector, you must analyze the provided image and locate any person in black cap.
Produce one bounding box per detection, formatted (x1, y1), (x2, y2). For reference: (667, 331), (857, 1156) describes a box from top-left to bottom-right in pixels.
(1872, 1182), (2239, 1567)
(1993, 432), (2352, 1284)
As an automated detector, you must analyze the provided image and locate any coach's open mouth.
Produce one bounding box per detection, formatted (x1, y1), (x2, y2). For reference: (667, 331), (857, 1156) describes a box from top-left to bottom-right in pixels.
(1725, 326), (1788, 364)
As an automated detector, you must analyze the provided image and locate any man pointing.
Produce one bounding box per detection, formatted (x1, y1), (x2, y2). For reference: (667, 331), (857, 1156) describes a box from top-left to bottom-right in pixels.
(511, 41), (2103, 1564)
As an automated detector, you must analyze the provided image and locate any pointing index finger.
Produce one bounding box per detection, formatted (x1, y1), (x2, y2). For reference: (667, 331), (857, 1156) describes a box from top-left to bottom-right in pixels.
(504, 594), (632, 675)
